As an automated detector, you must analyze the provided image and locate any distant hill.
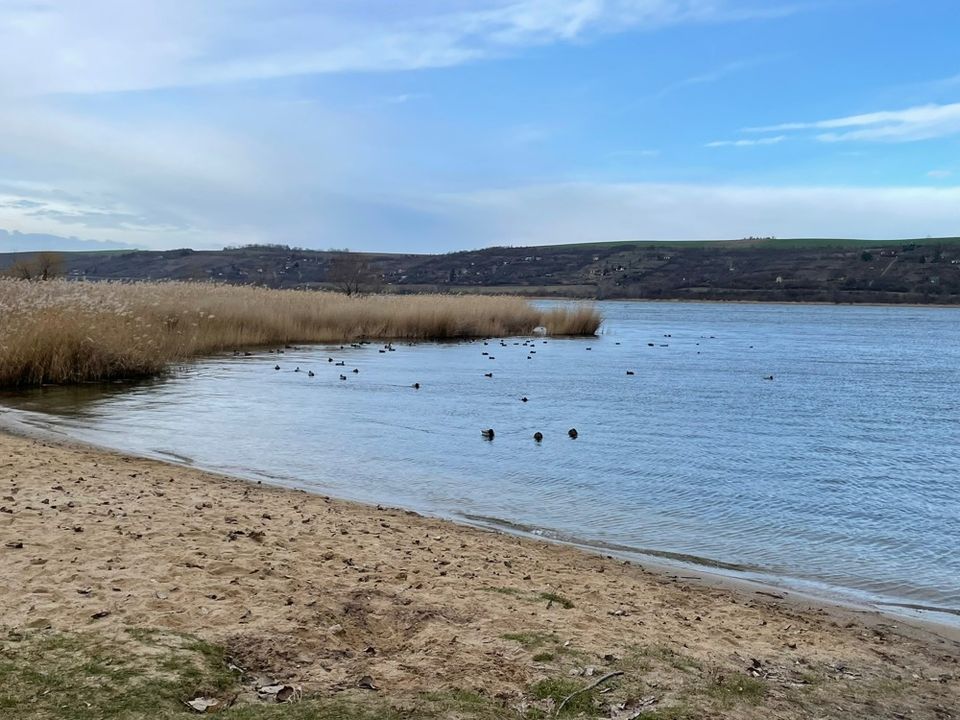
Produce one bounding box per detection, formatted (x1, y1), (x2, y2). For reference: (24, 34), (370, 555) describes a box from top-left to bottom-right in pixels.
(4, 237), (960, 304)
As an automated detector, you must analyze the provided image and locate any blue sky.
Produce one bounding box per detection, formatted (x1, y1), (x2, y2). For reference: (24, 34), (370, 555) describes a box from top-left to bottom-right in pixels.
(0, 0), (958, 252)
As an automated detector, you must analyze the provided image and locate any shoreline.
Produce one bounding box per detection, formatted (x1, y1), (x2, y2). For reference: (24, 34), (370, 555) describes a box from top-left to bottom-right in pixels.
(2, 425), (959, 716)
(526, 295), (960, 311)
(3, 404), (957, 636)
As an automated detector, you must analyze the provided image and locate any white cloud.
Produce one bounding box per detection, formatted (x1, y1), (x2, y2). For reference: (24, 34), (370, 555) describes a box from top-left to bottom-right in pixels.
(0, 1), (798, 96)
(927, 169), (953, 179)
(745, 102), (960, 142)
(705, 135), (785, 147)
(404, 182), (960, 246)
(0, 96), (381, 249)
(4, 177), (959, 251)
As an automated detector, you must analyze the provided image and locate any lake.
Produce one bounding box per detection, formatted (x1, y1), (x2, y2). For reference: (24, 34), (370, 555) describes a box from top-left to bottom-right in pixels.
(4, 301), (959, 622)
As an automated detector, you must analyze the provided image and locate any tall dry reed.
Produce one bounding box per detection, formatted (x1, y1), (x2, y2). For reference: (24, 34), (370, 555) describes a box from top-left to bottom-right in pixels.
(0, 280), (600, 387)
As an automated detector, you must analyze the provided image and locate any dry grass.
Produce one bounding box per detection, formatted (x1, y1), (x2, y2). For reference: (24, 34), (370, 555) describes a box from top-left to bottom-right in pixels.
(0, 279), (600, 387)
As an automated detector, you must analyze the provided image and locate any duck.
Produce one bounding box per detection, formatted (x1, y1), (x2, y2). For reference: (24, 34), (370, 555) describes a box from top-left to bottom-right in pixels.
(294, 367), (301, 373)
(307, 370), (315, 377)
(626, 370), (635, 375)
(412, 382), (421, 389)
(568, 428), (578, 439)
(521, 397), (528, 402)
(533, 432), (543, 442)
(352, 368), (359, 373)
(483, 372), (493, 378)
(339, 374), (347, 380)
(763, 375), (774, 381)
(274, 364), (280, 371)
(481, 428), (495, 440)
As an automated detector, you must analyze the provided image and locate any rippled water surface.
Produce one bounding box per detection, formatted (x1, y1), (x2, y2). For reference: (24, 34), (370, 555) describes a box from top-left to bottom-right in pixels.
(5, 301), (960, 618)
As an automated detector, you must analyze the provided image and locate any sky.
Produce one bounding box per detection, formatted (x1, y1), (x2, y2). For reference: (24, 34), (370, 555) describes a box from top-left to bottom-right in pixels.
(0, 0), (958, 253)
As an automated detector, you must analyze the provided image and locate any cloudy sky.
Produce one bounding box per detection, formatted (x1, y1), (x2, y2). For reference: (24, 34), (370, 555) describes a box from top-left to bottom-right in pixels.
(0, 0), (958, 252)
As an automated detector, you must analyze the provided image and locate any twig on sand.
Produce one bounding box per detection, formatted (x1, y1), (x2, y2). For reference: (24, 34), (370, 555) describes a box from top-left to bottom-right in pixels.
(556, 670), (624, 716)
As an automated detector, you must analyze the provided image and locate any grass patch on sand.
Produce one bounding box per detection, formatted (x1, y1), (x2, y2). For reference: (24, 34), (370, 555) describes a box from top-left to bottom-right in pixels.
(0, 629), (521, 720)
(0, 279), (601, 387)
(483, 585), (529, 598)
(0, 629), (238, 720)
(706, 673), (768, 707)
(483, 587), (576, 611)
(0, 628), (926, 720)
(629, 645), (703, 673)
(502, 631), (562, 649)
(538, 591), (575, 609)
(531, 677), (599, 716)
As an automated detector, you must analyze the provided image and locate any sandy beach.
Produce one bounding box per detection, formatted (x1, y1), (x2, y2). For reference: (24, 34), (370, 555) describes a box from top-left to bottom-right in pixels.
(1, 427), (958, 719)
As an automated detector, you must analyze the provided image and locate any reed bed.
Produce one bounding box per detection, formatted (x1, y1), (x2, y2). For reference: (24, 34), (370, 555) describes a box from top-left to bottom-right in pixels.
(0, 279), (601, 387)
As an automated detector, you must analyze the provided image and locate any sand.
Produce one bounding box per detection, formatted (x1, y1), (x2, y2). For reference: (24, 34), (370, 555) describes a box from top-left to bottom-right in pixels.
(1, 428), (958, 718)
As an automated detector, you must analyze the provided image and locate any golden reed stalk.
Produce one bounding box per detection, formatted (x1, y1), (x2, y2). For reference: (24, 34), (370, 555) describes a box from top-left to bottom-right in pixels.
(0, 279), (601, 387)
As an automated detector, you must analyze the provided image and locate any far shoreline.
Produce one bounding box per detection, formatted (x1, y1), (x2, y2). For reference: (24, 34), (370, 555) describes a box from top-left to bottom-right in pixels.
(522, 294), (960, 311)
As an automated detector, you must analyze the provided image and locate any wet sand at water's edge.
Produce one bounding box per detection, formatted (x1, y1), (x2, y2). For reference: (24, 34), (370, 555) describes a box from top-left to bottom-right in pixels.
(1, 428), (958, 718)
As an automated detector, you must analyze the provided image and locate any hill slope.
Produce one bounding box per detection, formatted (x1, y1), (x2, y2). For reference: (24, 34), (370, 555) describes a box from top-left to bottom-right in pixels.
(4, 237), (960, 304)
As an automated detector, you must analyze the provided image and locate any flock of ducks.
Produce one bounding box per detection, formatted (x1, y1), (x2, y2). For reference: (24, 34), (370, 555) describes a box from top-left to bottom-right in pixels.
(248, 331), (776, 444)
(480, 427), (576, 443)
(254, 337), (580, 444)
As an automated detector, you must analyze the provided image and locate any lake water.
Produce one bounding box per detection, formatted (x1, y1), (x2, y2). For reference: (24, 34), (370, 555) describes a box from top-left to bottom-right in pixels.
(4, 301), (959, 621)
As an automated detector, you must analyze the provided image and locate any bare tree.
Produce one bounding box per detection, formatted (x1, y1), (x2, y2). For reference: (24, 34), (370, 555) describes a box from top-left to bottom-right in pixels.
(327, 251), (375, 296)
(5, 260), (34, 280)
(36, 252), (66, 280)
(3, 252), (66, 280)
